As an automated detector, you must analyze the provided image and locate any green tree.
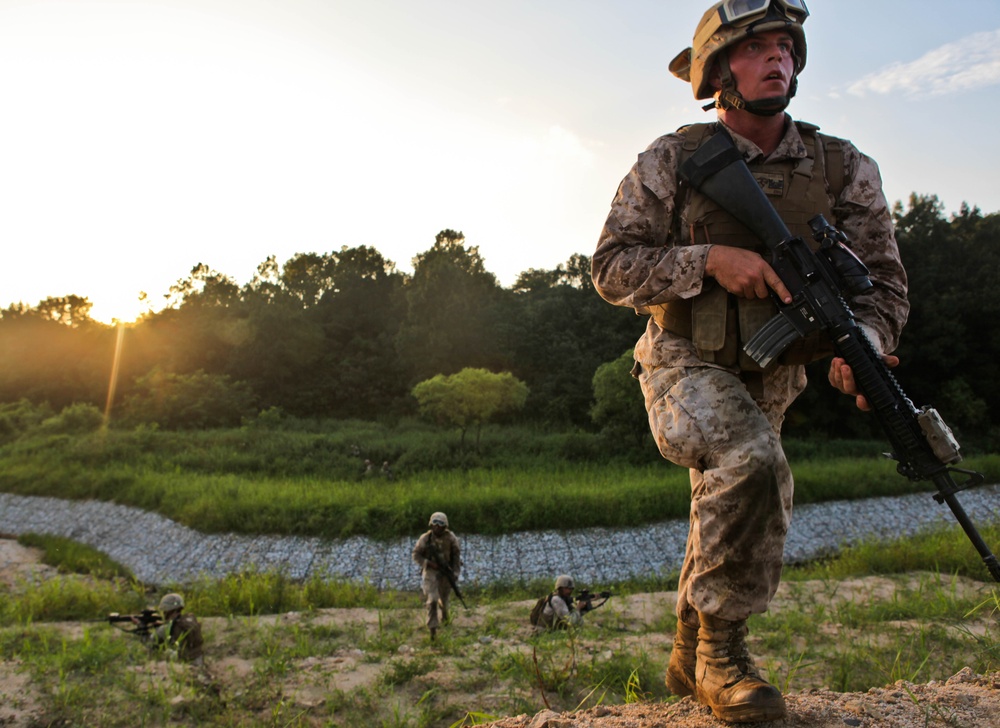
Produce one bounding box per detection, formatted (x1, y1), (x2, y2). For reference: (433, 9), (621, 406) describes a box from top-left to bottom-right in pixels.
(137, 264), (247, 378)
(308, 245), (409, 418)
(279, 252), (336, 307)
(503, 254), (646, 425)
(891, 196), (1000, 442)
(412, 368), (528, 450)
(590, 349), (651, 452)
(224, 292), (326, 413)
(785, 194), (1000, 442)
(0, 298), (114, 410)
(396, 230), (506, 383)
(34, 295), (95, 327)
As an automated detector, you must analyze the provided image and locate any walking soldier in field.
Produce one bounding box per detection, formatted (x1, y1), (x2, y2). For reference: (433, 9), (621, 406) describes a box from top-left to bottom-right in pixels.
(412, 511), (462, 640)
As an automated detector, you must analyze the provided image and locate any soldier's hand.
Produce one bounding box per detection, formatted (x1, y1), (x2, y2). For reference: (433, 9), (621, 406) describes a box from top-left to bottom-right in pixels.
(828, 355), (900, 411)
(705, 245), (792, 303)
(426, 561), (438, 570)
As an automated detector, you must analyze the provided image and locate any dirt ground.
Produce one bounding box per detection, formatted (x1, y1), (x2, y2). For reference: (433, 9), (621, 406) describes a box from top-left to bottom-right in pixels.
(482, 669), (1000, 727)
(3, 537), (1000, 728)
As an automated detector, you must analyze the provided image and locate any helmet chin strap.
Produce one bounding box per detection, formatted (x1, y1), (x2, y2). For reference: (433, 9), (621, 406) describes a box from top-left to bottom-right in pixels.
(704, 52), (796, 116)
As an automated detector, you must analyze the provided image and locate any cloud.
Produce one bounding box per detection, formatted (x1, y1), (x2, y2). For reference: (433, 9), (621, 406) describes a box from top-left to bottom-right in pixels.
(846, 29), (1000, 97)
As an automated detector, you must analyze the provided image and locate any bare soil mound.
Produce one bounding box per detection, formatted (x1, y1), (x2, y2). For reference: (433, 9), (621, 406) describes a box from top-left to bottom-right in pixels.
(483, 667), (1000, 727)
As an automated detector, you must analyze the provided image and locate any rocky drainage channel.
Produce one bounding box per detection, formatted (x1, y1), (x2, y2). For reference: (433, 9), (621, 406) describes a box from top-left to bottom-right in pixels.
(1, 488), (999, 589)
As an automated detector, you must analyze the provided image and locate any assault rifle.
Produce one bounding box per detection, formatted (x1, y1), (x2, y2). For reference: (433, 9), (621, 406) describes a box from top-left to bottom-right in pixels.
(577, 589), (612, 613)
(678, 129), (1000, 583)
(106, 608), (162, 636)
(426, 541), (469, 610)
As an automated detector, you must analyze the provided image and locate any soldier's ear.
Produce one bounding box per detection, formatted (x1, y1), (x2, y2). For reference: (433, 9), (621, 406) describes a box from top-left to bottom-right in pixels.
(709, 62), (722, 91)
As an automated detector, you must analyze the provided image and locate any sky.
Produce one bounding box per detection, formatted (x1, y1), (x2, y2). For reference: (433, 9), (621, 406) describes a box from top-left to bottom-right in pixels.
(3, 0), (1000, 324)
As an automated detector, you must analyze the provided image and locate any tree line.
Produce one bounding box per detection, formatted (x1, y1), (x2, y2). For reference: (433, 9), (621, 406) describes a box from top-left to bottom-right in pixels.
(1, 197), (998, 448)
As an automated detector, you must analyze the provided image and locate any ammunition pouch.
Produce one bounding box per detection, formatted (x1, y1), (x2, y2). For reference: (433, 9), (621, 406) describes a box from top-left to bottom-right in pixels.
(650, 291), (831, 369)
(648, 120), (840, 370)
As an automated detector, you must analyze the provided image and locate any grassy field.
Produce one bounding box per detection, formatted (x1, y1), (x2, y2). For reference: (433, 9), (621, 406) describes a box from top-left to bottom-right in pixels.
(2, 414), (1000, 726)
(2, 530), (999, 727)
(2, 420), (998, 539)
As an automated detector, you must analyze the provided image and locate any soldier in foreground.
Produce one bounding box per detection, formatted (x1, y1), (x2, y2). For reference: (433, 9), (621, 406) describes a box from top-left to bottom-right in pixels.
(592, 0), (908, 722)
(411, 511), (462, 640)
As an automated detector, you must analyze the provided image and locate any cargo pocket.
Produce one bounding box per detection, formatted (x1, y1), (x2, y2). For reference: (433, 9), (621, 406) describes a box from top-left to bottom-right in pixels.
(641, 367), (729, 470)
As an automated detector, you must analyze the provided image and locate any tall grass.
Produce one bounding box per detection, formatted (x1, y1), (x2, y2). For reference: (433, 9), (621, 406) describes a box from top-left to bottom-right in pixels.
(2, 422), (999, 538)
(788, 520), (1000, 582)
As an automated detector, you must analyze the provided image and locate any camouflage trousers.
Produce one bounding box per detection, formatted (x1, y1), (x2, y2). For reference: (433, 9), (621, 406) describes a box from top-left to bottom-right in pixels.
(637, 363), (806, 623)
(421, 571), (453, 629)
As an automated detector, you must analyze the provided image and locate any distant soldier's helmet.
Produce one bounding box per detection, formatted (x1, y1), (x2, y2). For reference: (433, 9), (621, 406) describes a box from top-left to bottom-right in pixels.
(429, 512), (449, 527)
(158, 593), (184, 612)
(554, 574), (574, 590)
(669, 0), (808, 115)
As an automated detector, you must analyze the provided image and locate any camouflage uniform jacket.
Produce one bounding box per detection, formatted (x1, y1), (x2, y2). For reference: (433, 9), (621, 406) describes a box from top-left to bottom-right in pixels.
(539, 592), (582, 630)
(412, 529), (462, 578)
(592, 116), (909, 393)
(153, 613), (204, 662)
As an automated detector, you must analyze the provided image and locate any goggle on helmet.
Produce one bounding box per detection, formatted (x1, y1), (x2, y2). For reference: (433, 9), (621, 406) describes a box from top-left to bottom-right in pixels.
(718, 0), (808, 26)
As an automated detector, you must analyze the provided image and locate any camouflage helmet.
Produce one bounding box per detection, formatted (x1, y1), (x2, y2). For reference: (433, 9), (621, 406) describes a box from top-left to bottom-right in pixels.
(158, 593), (184, 612)
(429, 512), (449, 528)
(554, 574), (574, 590)
(670, 0), (808, 112)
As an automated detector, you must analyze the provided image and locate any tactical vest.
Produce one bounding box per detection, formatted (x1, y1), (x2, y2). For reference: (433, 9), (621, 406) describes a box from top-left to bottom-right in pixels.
(649, 121), (844, 371)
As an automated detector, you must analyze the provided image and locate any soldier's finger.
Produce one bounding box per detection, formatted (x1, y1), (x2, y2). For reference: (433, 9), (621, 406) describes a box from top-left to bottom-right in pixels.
(840, 363), (857, 394)
(766, 270), (792, 303)
(828, 358), (845, 389)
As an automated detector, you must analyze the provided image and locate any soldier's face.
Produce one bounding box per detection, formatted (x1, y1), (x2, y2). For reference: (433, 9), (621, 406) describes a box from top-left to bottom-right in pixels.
(431, 524), (445, 535)
(724, 30), (795, 101)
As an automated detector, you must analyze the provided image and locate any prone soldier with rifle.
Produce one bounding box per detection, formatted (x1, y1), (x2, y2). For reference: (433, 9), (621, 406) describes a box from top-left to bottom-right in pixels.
(530, 575), (613, 632)
(593, 0), (919, 722)
(106, 593), (204, 664)
(412, 511), (463, 641)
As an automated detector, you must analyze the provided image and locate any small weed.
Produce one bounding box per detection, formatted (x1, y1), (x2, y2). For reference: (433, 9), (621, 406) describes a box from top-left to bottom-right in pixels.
(380, 655), (438, 687)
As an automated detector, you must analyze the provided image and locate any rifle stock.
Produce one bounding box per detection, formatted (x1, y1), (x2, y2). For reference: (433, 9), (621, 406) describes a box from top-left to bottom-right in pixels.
(679, 130), (1000, 582)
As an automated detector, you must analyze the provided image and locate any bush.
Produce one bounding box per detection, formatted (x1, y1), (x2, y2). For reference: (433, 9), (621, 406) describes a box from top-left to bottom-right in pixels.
(591, 349), (650, 452)
(38, 403), (104, 435)
(0, 399), (54, 443)
(120, 367), (257, 429)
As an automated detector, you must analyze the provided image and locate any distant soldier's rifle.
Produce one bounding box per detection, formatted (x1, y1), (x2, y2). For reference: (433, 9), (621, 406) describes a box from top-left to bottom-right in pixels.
(678, 129), (1000, 583)
(105, 608), (162, 636)
(577, 589), (612, 613)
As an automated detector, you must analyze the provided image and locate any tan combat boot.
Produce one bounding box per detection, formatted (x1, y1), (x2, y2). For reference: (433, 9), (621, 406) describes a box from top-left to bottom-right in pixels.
(695, 613), (786, 723)
(665, 618), (698, 697)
